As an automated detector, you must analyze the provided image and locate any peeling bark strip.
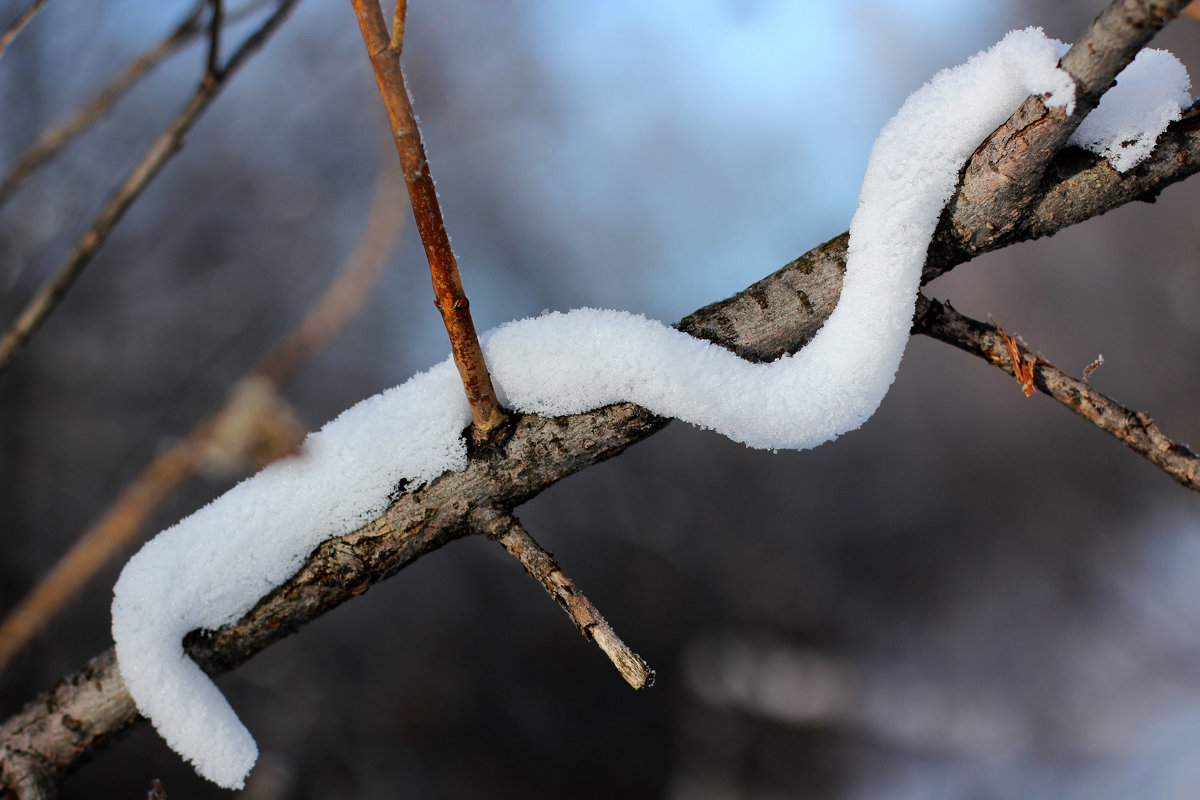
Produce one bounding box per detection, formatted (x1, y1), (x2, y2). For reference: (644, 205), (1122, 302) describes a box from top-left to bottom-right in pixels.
(350, 0), (506, 439)
(914, 296), (1200, 491)
(4, 2), (1200, 795)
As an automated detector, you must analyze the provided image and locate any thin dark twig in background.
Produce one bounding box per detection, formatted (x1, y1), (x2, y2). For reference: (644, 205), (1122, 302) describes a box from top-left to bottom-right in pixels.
(0, 0), (302, 378)
(0, 0), (49, 60)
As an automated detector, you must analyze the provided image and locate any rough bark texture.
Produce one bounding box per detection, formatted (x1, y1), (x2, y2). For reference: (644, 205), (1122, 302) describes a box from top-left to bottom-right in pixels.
(913, 296), (1200, 491)
(938, 0), (1189, 255)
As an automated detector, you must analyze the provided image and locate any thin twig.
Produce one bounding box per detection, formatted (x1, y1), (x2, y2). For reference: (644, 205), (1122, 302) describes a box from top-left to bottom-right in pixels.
(349, 0), (507, 440)
(478, 510), (655, 690)
(389, 0), (406, 54)
(914, 295), (1200, 492)
(0, 0), (49, 61)
(0, 162), (404, 677)
(0, 0), (302, 378)
(0, 0), (275, 208)
(205, 0), (223, 81)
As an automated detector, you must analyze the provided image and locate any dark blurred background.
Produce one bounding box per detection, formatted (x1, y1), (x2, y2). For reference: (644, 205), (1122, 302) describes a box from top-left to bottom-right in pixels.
(3, 1), (1200, 798)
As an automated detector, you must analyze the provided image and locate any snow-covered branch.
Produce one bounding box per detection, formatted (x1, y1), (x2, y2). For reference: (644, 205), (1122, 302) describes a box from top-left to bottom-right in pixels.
(4, 2), (1200, 795)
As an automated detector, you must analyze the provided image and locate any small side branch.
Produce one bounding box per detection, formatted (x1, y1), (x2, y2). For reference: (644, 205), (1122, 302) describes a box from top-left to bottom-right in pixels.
(205, 0), (224, 81)
(914, 295), (1200, 492)
(479, 510), (655, 690)
(0, 0), (302, 377)
(349, 0), (507, 441)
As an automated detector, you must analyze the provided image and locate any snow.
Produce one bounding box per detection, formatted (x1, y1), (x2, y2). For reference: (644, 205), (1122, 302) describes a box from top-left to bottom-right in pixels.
(1069, 48), (1191, 171)
(110, 28), (1189, 790)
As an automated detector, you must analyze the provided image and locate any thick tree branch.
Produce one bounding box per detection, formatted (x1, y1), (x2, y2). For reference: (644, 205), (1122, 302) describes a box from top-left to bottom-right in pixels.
(0, 0), (302, 377)
(939, 0), (1189, 257)
(913, 296), (1200, 491)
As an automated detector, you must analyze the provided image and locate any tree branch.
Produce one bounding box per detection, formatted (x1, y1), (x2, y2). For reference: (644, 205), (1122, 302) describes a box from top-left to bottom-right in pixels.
(0, 0), (49, 61)
(349, 0), (507, 440)
(938, 0), (1189, 258)
(0, 0), (275, 209)
(913, 295), (1200, 491)
(480, 510), (655, 690)
(0, 0), (302, 377)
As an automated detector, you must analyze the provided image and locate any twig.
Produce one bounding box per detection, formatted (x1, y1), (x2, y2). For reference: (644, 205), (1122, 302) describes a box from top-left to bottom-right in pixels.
(0, 0), (302, 378)
(349, 0), (507, 441)
(0, 0), (49, 61)
(478, 510), (655, 690)
(205, 0), (224, 81)
(938, 0), (1189, 261)
(914, 295), (1200, 492)
(0, 163), (405, 677)
(389, 0), (406, 54)
(0, 0), (276, 208)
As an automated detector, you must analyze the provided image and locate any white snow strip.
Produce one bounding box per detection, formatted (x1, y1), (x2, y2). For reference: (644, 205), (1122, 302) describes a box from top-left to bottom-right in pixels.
(111, 28), (1187, 789)
(1069, 47), (1191, 172)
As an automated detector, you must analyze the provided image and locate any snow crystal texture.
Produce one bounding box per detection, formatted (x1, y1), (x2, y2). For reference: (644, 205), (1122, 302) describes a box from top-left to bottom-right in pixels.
(111, 28), (1189, 789)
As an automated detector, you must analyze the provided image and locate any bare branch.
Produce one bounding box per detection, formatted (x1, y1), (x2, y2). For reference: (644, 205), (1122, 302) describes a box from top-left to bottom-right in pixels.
(913, 296), (1200, 491)
(479, 510), (655, 690)
(0, 162), (403, 676)
(0, 1), (279, 208)
(389, 0), (406, 54)
(205, 0), (224, 81)
(940, 0), (1189, 256)
(0, 0), (49, 61)
(349, 0), (507, 441)
(0, 0), (302, 378)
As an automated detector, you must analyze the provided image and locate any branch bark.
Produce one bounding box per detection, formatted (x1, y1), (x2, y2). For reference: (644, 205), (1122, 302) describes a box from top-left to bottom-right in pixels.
(937, 0), (1189, 260)
(349, 0), (507, 440)
(913, 296), (1200, 491)
(482, 511), (655, 690)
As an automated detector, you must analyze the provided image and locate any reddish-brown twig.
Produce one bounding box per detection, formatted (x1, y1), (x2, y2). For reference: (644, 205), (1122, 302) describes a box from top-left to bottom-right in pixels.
(480, 510), (655, 690)
(0, 0), (49, 60)
(349, 0), (507, 440)
(0, 0), (301, 378)
(389, 0), (406, 53)
(0, 164), (406, 677)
